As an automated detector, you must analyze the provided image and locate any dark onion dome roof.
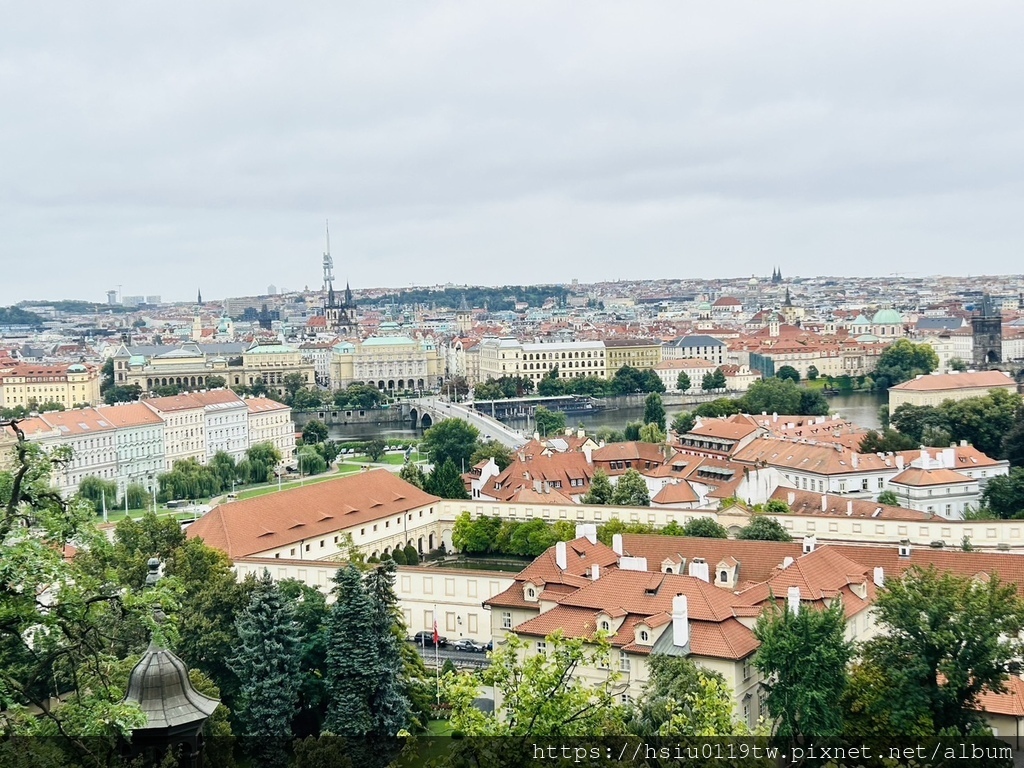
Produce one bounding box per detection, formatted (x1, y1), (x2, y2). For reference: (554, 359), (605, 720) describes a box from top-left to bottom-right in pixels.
(124, 637), (219, 730)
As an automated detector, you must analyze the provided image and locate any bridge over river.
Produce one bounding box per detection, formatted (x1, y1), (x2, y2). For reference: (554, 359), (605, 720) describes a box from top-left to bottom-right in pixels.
(403, 398), (526, 449)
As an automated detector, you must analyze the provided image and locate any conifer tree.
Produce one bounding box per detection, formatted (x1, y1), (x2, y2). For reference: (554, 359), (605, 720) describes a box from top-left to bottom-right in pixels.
(426, 457), (470, 499)
(581, 469), (614, 504)
(363, 561), (412, 737)
(324, 566), (379, 738)
(228, 571), (302, 768)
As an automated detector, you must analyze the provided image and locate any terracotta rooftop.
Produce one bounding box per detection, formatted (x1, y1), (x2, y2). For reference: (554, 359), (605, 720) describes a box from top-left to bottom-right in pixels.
(185, 469), (439, 558)
(889, 370), (1016, 392)
(770, 488), (931, 521)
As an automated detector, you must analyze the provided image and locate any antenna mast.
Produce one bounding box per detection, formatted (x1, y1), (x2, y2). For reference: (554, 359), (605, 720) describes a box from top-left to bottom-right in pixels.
(322, 219), (335, 305)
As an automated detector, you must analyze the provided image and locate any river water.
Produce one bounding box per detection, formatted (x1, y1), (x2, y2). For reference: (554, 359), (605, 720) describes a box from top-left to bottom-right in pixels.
(327, 391), (887, 441)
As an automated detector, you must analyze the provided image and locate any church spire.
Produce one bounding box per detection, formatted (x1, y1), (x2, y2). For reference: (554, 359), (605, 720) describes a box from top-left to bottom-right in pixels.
(197, 288), (202, 306)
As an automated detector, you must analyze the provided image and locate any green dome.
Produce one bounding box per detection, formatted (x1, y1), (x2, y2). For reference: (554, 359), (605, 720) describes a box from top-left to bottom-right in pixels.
(871, 309), (902, 325)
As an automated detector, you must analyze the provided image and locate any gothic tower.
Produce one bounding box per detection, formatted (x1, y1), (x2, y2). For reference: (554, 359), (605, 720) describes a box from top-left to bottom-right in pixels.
(971, 293), (1002, 367)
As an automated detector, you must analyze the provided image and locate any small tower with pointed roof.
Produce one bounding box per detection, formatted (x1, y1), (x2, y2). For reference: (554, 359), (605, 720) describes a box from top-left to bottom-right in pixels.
(122, 558), (219, 768)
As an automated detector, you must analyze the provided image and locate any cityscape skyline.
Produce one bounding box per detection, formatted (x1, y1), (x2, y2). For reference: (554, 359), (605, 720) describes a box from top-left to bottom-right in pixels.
(5, 2), (1024, 304)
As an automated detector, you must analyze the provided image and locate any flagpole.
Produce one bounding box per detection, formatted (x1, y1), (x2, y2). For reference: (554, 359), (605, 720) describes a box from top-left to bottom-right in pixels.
(102, 489), (107, 523)
(434, 604), (440, 705)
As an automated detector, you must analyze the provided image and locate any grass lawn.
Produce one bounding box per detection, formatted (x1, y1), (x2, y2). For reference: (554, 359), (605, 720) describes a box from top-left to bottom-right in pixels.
(235, 472), (344, 500)
(351, 453), (409, 465)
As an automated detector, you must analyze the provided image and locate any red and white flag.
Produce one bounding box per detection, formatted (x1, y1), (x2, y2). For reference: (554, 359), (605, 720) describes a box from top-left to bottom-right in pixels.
(432, 618), (440, 645)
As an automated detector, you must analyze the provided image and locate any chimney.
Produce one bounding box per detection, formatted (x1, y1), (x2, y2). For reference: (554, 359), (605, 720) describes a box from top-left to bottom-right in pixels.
(787, 585), (801, 615)
(787, 491), (796, 505)
(873, 566), (884, 587)
(772, 412), (778, 423)
(802, 536), (816, 554)
(851, 453), (858, 469)
(898, 539), (911, 559)
(573, 523), (597, 544)
(688, 558), (710, 582)
(672, 595), (689, 647)
(577, 428), (585, 439)
(591, 564), (600, 580)
(846, 500), (854, 516)
(534, 480), (542, 493)
(534, 431), (540, 441)
(575, 523), (586, 540)
(821, 495), (828, 512)
(782, 556), (794, 569)
(896, 455), (905, 470)
(612, 533), (623, 556)
(941, 447), (955, 468)
(555, 541), (567, 570)
(620, 556), (648, 572)
(582, 444), (593, 463)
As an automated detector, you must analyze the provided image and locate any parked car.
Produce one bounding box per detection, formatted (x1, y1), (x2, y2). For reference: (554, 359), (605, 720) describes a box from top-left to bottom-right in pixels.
(451, 638), (486, 653)
(411, 631), (448, 648)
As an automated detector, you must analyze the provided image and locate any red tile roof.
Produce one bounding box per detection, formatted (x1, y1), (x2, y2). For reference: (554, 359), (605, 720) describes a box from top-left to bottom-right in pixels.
(186, 469), (439, 558)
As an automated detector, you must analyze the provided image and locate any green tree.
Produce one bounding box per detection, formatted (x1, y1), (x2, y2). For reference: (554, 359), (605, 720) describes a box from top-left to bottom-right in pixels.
(509, 518), (560, 556)
(441, 632), (624, 736)
(247, 441), (283, 479)
(671, 411), (696, 435)
(471, 440), (514, 471)
(534, 406), (567, 437)
(872, 338), (939, 389)
(581, 469), (614, 505)
(426, 458), (469, 499)
(798, 389), (830, 416)
(980, 467), (1024, 519)
(302, 419), (329, 444)
(710, 367), (727, 390)
(776, 365), (800, 383)
(623, 421), (643, 441)
(537, 367), (568, 397)
(209, 450), (237, 490)
(611, 469), (650, 506)
(739, 377), (802, 415)
(1002, 414), (1024, 468)
(403, 544), (419, 565)
(638, 422), (665, 444)
(848, 565), (1024, 735)
(701, 371), (716, 391)
(398, 460), (427, 489)
(283, 372), (308, 402)
(365, 438), (387, 462)
(806, 365), (819, 381)
(694, 398), (742, 418)
(683, 517), (728, 539)
(737, 516), (792, 541)
(104, 383), (143, 404)
(877, 489), (900, 506)
(763, 498), (791, 515)
(421, 418), (480, 471)
(298, 446), (328, 475)
(123, 482), (150, 510)
(676, 371), (692, 392)
(206, 374), (227, 389)
(949, 357), (968, 372)
(291, 388), (324, 410)
(859, 429), (918, 453)
(642, 392), (666, 431)
(0, 436), (156, 767)
(753, 597), (852, 740)
(453, 512), (501, 553)
(229, 573), (302, 768)
(937, 388), (1021, 459)
(78, 475), (120, 514)
(324, 566), (408, 765)
(890, 402), (947, 443)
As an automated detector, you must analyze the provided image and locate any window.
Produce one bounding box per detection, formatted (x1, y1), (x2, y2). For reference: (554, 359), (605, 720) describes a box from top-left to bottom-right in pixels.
(619, 693), (631, 705)
(536, 640), (546, 653)
(639, 630), (649, 642)
(742, 658), (751, 681)
(527, 587), (536, 598)
(619, 651), (630, 672)
(600, 620), (611, 632)
(502, 611), (512, 629)
(878, 477), (884, 489)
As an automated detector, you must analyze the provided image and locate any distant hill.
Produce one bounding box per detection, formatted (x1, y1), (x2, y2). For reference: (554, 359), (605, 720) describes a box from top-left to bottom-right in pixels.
(0, 306), (45, 326)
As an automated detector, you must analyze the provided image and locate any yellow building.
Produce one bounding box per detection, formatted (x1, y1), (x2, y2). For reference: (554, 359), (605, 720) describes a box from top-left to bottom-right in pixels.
(116, 342), (314, 399)
(329, 336), (443, 392)
(888, 370), (1019, 411)
(478, 338), (607, 384)
(236, 344), (315, 397)
(602, 338), (663, 372)
(0, 363), (101, 409)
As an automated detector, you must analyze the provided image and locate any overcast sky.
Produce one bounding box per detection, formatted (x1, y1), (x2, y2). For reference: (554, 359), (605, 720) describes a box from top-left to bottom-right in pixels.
(2, 2), (1023, 304)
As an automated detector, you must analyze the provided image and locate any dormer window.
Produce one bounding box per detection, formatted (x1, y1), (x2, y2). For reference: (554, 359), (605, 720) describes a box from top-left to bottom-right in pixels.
(720, 570), (728, 583)
(600, 620), (610, 632)
(527, 587), (536, 598)
(639, 630), (649, 642)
